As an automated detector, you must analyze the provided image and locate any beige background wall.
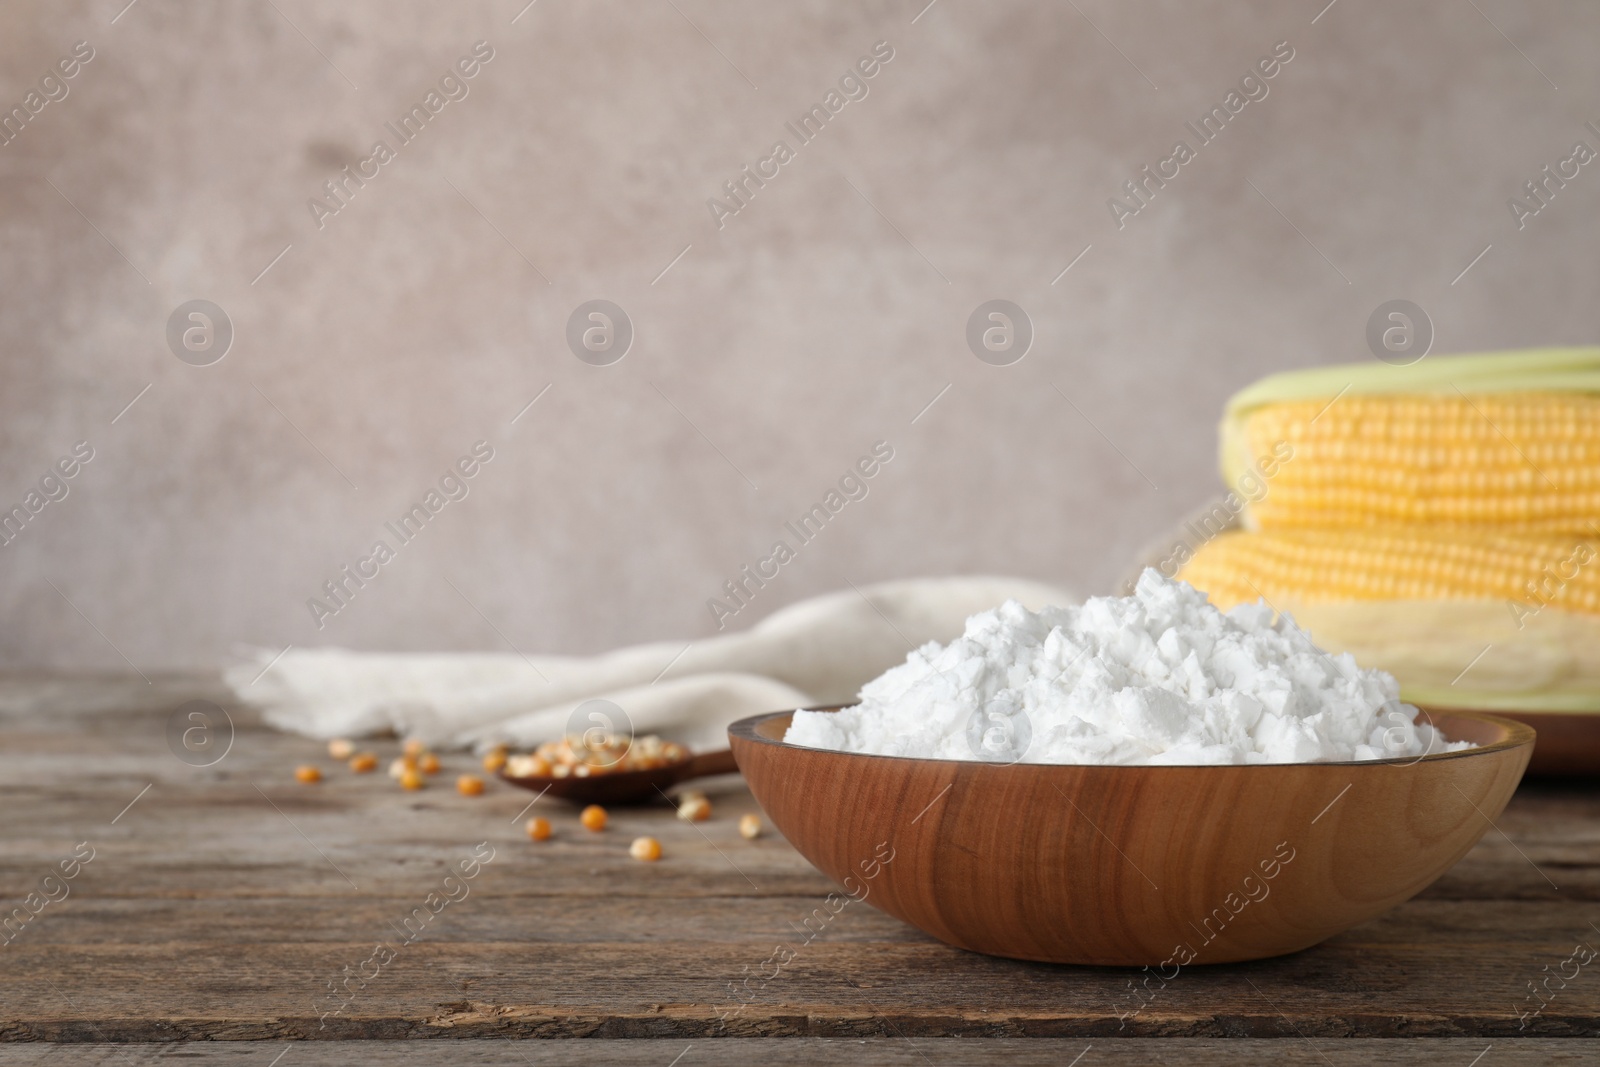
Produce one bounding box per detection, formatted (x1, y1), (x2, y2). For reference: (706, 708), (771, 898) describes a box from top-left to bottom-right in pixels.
(1, 0), (1597, 670)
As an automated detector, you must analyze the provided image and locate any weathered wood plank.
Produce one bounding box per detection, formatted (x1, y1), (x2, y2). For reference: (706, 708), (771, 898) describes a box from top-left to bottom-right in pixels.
(2, 935), (1597, 1038)
(2, 675), (1598, 1046)
(0, 1039), (1594, 1065)
(2, 893), (1591, 948)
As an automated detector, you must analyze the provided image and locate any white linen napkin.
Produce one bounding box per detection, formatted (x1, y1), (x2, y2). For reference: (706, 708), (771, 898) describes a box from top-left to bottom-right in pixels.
(226, 576), (1074, 753)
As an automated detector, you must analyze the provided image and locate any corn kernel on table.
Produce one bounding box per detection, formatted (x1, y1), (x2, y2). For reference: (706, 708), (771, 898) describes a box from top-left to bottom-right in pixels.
(5, 676), (1599, 1064)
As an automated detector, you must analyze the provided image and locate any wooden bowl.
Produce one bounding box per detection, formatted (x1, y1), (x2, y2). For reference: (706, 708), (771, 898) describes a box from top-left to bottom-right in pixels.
(728, 707), (1533, 966)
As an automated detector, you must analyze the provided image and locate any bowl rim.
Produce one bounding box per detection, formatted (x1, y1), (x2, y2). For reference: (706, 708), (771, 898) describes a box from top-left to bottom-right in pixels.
(728, 705), (1535, 768)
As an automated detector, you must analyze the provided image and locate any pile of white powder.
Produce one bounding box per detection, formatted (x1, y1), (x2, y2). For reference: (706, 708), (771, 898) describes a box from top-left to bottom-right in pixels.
(785, 569), (1469, 765)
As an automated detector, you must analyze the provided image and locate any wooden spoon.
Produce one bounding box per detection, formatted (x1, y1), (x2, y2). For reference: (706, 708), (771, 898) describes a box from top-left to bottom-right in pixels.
(497, 748), (739, 805)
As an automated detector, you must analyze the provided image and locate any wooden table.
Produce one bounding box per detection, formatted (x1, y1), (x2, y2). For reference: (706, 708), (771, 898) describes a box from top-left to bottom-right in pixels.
(3, 676), (1597, 1064)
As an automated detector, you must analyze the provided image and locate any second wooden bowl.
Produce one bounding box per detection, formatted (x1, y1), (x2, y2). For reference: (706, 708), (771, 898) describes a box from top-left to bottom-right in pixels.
(729, 708), (1532, 966)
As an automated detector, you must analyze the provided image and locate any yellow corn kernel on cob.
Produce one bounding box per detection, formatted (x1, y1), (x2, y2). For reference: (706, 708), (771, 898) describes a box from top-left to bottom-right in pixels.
(1219, 347), (1600, 534)
(1179, 528), (1600, 619)
(1239, 393), (1600, 532)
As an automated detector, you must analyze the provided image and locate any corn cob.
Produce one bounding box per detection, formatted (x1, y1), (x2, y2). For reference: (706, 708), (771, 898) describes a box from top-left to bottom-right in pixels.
(1220, 347), (1600, 534)
(1179, 528), (1600, 618)
(1238, 393), (1600, 532)
(1189, 348), (1600, 716)
(1244, 599), (1600, 714)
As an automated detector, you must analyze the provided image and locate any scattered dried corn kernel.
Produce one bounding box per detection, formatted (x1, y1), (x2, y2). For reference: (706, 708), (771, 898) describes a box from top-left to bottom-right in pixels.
(418, 753), (441, 775)
(525, 817), (551, 841)
(400, 768), (426, 790)
(482, 750), (507, 773)
(677, 793), (711, 822)
(327, 739), (354, 760)
(630, 836), (662, 862)
(295, 765), (322, 784)
(388, 757), (411, 780)
(403, 738), (425, 758)
(348, 752), (378, 773)
(739, 814), (762, 839)
(456, 774), (485, 796)
(580, 805), (607, 832)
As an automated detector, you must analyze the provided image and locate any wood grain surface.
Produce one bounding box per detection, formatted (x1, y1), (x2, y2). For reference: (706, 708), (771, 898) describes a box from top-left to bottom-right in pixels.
(0, 1040), (1595, 1065)
(2, 675), (1598, 1062)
